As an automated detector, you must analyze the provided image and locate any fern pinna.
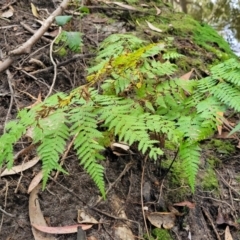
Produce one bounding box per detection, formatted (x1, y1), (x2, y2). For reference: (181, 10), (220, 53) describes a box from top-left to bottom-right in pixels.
(0, 34), (240, 195)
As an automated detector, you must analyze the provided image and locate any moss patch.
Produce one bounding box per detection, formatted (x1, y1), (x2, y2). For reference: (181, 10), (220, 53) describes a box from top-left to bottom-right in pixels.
(128, 2), (236, 73)
(146, 228), (174, 240)
(200, 158), (219, 191)
(210, 139), (235, 154)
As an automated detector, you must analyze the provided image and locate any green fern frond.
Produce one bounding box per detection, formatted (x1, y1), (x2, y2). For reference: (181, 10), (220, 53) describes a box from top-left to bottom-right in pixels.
(196, 96), (225, 117)
(0, 128), (24, 168)
(211, 58), (240, 86)
(151, 61), (177, 76)
(69, 104), (106, 197)
(179, 141), (201, 191)
(0, 109), (37, 168)
(143, 114), (179, 143)
(33, 110), (69, 187)
(229, 121), (240, 135)
(97, 34), (145, 60)
(196, 76), (218, 93)
(55, 31), (83, 52)
(177, 116), (201, 140)
(163, 51), (184, 60)
(100, 106), (163, 159)
(210, 82), (240, 111)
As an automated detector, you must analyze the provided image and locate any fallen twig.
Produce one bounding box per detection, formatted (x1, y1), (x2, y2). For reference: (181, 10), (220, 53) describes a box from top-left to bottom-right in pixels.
(141, 155), (150, 239)
(201, 207), (221, 240)
(30, 53), (96, 75)
(45, 26), (62, 98)
(4, 70), (15, 132)
(20, 22), (51, 43)
(0, 206), (15, 218)
(216, 169), (240, 198)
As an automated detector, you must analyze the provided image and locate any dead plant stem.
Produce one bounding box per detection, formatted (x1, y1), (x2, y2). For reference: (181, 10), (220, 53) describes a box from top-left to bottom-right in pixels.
(141, 155), (150, 239)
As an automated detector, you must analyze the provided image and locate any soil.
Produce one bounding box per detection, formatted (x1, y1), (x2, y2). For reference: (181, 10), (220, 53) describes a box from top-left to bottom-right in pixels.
(1, 1), (240, 240)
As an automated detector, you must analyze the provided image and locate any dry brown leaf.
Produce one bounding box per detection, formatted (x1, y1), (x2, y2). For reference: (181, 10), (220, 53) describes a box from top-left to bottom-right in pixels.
(111, 142), (130, 151)
(26, 93), (42, 109)
(216, 208), (239, 228)
(146, 21), (162, 33)
(31, 3), (39, 18)
(110, 194), (135, 239)
(87, 237), (98, 240)
(29, 185), (55, 240)
(44, 29), (60, 38)
(225, 226), (233, 240)
(154, 5), (161, 15)
(25, 127), (34, 139)
(111, 142), (134, 156)
(0, 156), (40, 177)
(216, 111), (224, 135)
(77, 209), (98, 224)
(1, 7), (14, 18)
(173, 201), (196, 209)
(22, 66), (36, 72)
(216, 209), (225, 225)
(28, 170), (43, 194)
(32, 223), (93, 234)
(112, 2), (137, 10)
(215, 131), (237, 139)
(114, 226), (135, 240)
(168, 206), (184, 216)
(180, 68), (194, 80)
(147, 212), (176, 229)
(140, 4), (149, 7)
(237, 140), (240, 149)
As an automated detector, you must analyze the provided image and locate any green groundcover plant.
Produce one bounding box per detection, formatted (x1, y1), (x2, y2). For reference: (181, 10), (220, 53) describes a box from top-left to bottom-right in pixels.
(1, 34), (240, 198)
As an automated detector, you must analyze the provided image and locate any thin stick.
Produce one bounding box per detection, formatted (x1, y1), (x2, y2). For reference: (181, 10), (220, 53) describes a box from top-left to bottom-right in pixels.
(216, 169), (240, 198)
(20, 22), (51, 43)
(54, 134), (77, 181)
(201, 207), (221, 240)
(141, 155), (150, 239)
(161, 148), (179, 180)
(0, 180), (9, 232)
(31, 53), (95, 75)
(46, 27), (62, 98)
(94, 160), (134, 206)
(196, 195), (235, 212)
(0, 206), (15, 218)
(4, 70), (15, 132)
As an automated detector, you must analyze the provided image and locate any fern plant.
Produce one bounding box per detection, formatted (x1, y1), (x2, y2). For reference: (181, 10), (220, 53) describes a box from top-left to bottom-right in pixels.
(0, 34), (240, 196)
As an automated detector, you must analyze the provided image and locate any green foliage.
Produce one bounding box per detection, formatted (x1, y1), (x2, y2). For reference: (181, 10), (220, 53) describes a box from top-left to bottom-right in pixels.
(33, 109), (69, 186)
(179, 141), (201, 190)
(200, 158), (219, 191)
(55, 31), (83, 52)
(146, 228), (173, 240)
(0, 33), (240, 196)
(167, 14), (234, 60)
(55, 15), (73, 26)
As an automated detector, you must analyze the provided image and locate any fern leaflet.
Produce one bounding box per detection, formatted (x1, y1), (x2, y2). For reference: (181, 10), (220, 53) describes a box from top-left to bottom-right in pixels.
(179, 141), (201, 192)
